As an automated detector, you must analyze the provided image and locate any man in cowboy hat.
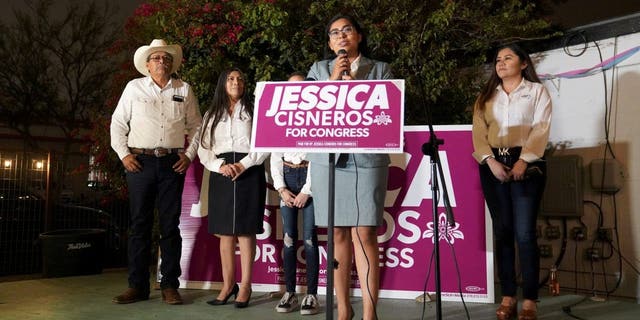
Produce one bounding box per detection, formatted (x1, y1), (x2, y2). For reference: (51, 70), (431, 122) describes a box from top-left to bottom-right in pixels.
(110, 39), (202, 305)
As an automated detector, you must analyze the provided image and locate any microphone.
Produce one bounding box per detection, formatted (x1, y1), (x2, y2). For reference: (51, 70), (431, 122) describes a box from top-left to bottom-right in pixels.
(337, 49), (349, 77)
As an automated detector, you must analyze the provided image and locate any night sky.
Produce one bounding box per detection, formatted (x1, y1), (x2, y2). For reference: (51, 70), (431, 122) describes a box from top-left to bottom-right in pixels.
(1, 0), (639, 29)
(548, 0), (640, 28)
(1, 0), (143, 26)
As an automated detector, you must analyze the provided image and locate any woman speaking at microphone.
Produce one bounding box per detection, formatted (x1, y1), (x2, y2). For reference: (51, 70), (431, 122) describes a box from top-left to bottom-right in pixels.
(306, 13), (392, 320)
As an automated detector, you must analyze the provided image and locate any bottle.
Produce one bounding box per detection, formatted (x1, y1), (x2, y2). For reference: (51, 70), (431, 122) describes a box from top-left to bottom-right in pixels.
(549, 265), (560, 296)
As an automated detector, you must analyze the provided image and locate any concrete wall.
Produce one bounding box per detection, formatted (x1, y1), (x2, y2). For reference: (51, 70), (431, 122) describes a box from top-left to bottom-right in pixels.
(534, 31), (640, 300)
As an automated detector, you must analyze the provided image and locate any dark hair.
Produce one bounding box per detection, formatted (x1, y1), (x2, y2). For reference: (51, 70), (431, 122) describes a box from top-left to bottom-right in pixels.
(200, 67), (253, 148)
(287, 71), (306, 80)
(474, 44), (541, 112)
(323, 13), (369, 59)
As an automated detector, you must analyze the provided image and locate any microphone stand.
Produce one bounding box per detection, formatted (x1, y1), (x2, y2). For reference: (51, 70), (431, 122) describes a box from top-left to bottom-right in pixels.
(326, 57), (346, 320)
(415, 44), (455, 317)
(325, 153), (336, 320)
(421, 126), (455, 320)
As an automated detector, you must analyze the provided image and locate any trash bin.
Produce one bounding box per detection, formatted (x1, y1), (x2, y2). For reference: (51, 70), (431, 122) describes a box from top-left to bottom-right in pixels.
(39, 229), (106, 277)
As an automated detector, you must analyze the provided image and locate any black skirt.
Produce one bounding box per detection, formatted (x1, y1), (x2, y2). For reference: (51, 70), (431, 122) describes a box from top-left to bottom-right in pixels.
(207, 152), (266, 235)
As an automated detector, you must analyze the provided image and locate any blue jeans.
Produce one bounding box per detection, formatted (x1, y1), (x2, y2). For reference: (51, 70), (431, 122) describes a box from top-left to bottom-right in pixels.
(280, 166), (318, 294)
(479, 162), (546, 300)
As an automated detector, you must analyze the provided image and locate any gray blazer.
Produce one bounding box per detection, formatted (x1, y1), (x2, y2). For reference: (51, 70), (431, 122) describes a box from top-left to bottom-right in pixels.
(306, 55), (393, 82)
(306, 56), (393, 168)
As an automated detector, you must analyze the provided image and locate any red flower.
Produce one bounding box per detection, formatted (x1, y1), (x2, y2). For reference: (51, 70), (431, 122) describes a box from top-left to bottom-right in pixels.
(133, 3), (157, 17)
(205, 23), (218, 32)
(191, 27), (204, 37)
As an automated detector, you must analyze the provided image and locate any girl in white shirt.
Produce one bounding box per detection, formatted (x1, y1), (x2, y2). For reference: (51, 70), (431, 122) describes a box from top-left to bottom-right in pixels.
(472, 44), (551, 320)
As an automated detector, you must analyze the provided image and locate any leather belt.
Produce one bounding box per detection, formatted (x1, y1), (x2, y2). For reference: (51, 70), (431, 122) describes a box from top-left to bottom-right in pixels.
(491, 147), (522, 167)
(283, 160), (308, 168)
(129, 147), (184, 158)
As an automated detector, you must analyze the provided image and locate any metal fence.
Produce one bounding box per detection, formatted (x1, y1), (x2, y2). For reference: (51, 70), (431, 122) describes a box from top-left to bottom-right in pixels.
(0, 150), (129, 277)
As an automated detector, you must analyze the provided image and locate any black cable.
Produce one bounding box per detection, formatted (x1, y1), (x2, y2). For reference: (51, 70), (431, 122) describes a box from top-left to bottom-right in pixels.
(602, 194), (623, 296)
(591, 36), (623, 298)
(420, 186), (440, 320)
(608, 242), (640, 275)
(588, 234), (602, 298)
(583, 200), (604, 297)
(577, 217), (587, 229)
(561, 296), (590, 320)
(423, 187), (470, 319)
(583, 193), (624, 297)
(600, 255), (610, 298)
(539, 218), (568, 289)
(352, 156), (379, 320)
(583, 200), (603, 228)
(601, 236), (614, 260)
(562, 32), (588, 57)
(592, 40), (617, 160)
(420, 247), (436, 320)
(540, 203), (604, 294)
(444, 230), (471, 319)
(561, 34), (623, 300)
(573, 236), (578, 294)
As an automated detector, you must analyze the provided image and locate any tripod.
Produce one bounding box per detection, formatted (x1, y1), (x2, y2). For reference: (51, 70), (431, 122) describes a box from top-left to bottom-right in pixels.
(422, 127), (456, 320)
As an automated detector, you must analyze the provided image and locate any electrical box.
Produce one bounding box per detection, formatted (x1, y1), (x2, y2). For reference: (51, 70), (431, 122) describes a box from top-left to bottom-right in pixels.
(541, 155), (583, 217)
(539, 244), (553, 258)
(545, 225), (561, 239)
(590, 158), (623, 194)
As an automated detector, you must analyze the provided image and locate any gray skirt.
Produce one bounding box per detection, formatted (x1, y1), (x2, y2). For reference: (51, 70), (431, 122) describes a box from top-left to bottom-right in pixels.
(310, 160), (388, 227)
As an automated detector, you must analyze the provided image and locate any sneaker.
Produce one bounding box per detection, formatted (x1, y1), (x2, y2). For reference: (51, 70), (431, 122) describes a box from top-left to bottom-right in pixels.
(276, 292), (298, 313)
(300, 294), (319, 315)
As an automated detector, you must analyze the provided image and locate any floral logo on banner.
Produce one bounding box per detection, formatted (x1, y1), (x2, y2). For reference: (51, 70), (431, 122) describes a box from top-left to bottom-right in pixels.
(422, 212), (465, 244)
(374, 111), (392, 125)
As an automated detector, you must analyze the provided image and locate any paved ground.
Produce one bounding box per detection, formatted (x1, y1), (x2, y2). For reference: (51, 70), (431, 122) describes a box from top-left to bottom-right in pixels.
(1, 269), (638, 320)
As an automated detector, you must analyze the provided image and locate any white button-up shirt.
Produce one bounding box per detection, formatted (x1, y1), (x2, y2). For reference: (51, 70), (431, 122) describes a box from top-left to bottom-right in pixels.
(197, 101), (268, 172)
(270, 152), (311, 195)
(472, 78), (552, 163)
(110, 77), (202, 160)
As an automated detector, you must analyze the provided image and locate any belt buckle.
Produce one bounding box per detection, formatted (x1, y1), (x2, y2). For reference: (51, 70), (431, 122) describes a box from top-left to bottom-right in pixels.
(498, 148), (510, 156)
(153, 148), (163, 157)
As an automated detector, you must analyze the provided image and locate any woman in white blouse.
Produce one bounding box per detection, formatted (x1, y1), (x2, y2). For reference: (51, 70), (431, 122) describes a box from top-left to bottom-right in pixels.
(197, 68), (268, 308)
(472, 44), (551, 320)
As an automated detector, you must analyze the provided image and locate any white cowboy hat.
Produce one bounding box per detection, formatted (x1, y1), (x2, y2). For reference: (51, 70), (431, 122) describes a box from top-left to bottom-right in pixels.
(133, 39), (183, 77)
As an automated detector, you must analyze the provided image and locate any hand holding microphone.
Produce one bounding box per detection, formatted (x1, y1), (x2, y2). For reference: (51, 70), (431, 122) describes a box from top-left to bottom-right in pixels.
(335, 49), (350, 80)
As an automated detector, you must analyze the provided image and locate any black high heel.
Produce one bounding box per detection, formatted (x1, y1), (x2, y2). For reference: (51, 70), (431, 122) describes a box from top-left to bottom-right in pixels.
(206, 283), (239, 305)
(234, 287), (252, 308)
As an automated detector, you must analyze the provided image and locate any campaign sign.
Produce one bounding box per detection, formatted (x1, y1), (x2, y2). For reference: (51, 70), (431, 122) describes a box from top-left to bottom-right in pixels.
(163, 125), (494, 303)
(251, 80), (405, 153)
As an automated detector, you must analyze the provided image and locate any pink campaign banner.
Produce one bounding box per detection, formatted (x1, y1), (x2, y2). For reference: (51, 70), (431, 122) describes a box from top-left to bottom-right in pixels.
(163, 125), (494, 303)
(251, 80), (405, 153)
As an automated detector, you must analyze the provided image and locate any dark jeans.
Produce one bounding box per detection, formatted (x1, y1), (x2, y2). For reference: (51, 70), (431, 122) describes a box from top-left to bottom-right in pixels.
(479, 161), (546, 300)
(280, 165), (318, 294)
(126, 154), (184, 292)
